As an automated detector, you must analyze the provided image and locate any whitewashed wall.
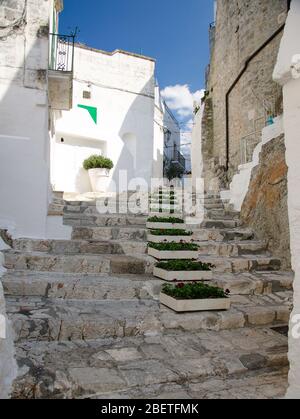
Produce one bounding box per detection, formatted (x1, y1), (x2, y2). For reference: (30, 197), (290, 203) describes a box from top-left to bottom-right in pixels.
(191, 106), (204, 190)
(51, 46), (157, 193)
(273, 0), (300, 399)
(153, 86), (181, 179)
(0, 0), (55, 239)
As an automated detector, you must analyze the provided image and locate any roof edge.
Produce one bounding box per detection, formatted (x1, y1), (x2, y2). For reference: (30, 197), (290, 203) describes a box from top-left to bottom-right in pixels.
(75, 43), (156, 63)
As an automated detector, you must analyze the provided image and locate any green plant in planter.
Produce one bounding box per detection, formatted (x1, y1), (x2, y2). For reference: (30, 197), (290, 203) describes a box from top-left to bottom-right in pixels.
(150, 229), (192, 237)
(162, 282), (230, 300)
(147, 216), (184, 224)
(83, 155), (114, 170)
(156, 260), (215, 271)
(148, 242), (198, 251)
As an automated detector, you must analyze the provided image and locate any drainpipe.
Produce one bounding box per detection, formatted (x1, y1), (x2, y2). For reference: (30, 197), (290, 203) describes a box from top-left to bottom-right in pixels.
(224, 11), (288, 171)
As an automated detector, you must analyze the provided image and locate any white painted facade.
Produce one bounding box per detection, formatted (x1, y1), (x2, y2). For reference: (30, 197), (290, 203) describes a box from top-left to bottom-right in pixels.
(51, 46), (180, 193)
(0, 0), (69, 397)
(191, 106), (204, 190)
(273, 0), (300, 399)
(0, 0), (55, 239)
(221, 116), (284, 211)
(154, 86), (181, 179)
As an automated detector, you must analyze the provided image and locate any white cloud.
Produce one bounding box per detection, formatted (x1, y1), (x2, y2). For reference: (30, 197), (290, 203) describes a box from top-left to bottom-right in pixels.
(161, 84), (205, 120)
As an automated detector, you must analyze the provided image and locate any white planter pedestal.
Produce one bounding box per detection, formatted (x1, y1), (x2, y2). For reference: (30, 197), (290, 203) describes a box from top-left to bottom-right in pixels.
(148, 247), (198, 260)
(88, 168), (110, 193)
(153, 267), (212, 282)
(147, 234), (193, 244)
(146, 222), (186, 230)
(160, 293), (231, 312)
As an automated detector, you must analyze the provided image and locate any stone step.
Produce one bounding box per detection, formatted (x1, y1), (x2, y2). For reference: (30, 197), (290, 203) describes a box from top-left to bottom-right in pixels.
(196, 241), (267, 257)
(11, 328), (288, 399)
(12, 239), (147, 256)
(212, 271), (293, 295)
(202, 203), (225, 210)
(71, 226), (147, 241)
(6, 291), (292, 343)
(2, 272), (161, 301)
(72, 226), (255, 242)
(205, 210), (240, 220)
(52, 191), (64, 199)
(200, 219), (243, 229)
(3, 251), (153, 274)
(2, 270), (293, 300)
(48, 203), (64, 217)
(5, 249), (279, 274)
(63, 214), (148, 227)
(198, 255), (281, 273)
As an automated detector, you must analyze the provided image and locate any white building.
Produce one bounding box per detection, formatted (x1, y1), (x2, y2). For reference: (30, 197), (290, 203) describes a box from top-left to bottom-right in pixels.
(0, 0), (71, 239)
(51, 45), (182, 194)
(154, 86), (182, 179)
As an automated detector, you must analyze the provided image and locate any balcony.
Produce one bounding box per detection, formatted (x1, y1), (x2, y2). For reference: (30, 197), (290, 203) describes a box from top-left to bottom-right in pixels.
(171, 148), (186, 171)
(48, 33), (75, 111)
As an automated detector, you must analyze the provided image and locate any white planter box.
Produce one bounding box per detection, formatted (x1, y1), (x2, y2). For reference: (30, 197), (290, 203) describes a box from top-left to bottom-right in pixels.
(147, 234), (193, 243)
(88, 168), (110, 193)
(148, 247), (198, 260)
(146, 222), (186, 230)
(153, 267), (212, 282)
(150, 205), (180, 211)
(160, 293), (231, 312)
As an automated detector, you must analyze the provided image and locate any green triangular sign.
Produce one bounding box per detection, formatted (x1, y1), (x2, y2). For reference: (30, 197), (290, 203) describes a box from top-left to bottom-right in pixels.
(78, 104), (98, 124)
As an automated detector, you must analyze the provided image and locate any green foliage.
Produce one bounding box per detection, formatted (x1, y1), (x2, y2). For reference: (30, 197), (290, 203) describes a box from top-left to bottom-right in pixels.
(147, 216), (184, 224)
(150, 229), (192, 236)
(162, 282), (229, 300)
(83, 155), (114, 170)
(156, 260), (214, 271)
(165, 164), (185, 181)
(148, 242), (198, 251)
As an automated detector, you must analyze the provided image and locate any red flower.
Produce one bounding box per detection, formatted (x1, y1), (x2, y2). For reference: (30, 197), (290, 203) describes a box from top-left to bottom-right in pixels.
(176, 282), (185, 289)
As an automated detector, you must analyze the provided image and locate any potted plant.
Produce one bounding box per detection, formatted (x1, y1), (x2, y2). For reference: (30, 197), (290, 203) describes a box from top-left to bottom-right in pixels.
(147, 229), (193, 244)
(83, 155), (114, 193)
(160, 282), (231, 312)
(154, 260), (214, 281)
(148, 242), (199, 260)
(146, 216), (186, 230)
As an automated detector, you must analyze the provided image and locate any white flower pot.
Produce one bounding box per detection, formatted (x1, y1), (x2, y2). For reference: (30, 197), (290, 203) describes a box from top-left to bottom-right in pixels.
(148, 247), (198, 260)
(153, 267), (213, 282)
(88, 168), (110, 193)
(160, 293), (231, 312)
(147, 234), (193, 243)
(146, 222), (186, 230)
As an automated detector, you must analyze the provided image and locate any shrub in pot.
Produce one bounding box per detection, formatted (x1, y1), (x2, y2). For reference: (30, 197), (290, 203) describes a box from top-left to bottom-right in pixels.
(148, 242), (199, 260)
(160, 282), (231, 312)
(83, 155), (114, 193)
(154, 260), (215, 281)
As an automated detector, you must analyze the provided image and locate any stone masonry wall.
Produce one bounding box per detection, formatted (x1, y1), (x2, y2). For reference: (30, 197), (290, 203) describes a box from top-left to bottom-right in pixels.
(0, 238), (17, 398)
(204, 0), (288, 184)
(240, 134), (291, 269)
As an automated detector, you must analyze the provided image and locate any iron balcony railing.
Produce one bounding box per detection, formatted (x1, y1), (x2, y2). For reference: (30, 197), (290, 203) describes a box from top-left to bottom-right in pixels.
(172, 148), (186, 171)
(49, 33), (75, 72)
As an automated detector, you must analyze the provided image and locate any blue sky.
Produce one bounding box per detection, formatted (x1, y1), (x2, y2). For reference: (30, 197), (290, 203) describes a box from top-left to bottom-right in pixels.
(60, 0), (214, 91)
(59, 0), (215, 163)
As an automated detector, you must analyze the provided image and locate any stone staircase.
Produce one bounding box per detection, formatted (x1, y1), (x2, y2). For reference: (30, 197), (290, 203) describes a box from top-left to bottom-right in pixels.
(1, 192), (292, 399)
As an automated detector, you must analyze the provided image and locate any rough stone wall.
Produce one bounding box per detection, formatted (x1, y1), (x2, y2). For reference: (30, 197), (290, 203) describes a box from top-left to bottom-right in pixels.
(240, 134), (291, 269)
(204, 0), (288, 184)
(0, 239), (17, 399)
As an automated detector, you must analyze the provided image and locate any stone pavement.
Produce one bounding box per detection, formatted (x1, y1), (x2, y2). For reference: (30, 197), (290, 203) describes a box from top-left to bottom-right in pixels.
(2, 193), (292, 399)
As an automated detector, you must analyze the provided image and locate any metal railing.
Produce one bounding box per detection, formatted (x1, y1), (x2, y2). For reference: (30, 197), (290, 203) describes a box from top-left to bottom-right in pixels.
(49, 33), (75, 72)
(172, 148), (186, 170)
(240, 117), (265, 165)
